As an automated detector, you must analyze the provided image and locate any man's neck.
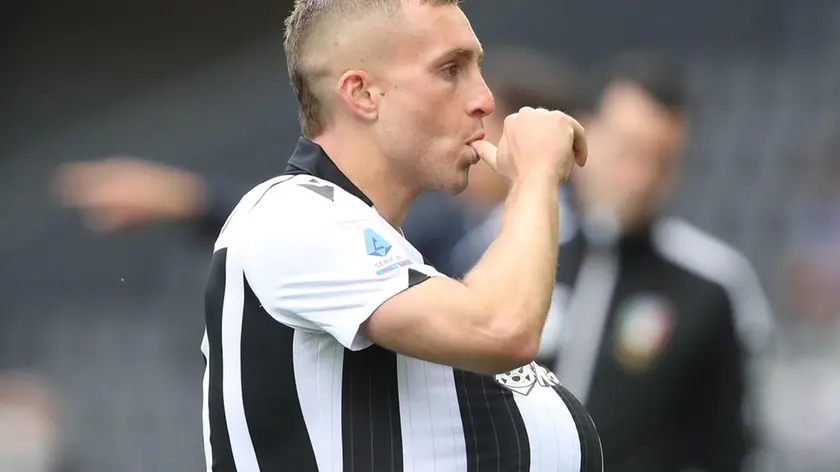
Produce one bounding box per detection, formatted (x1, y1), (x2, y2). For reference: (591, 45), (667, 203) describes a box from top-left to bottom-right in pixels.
(313, 131), (418, 228)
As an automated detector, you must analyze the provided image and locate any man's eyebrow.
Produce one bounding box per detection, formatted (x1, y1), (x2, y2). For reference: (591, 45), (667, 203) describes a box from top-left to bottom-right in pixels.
(438, 47), (485, 63)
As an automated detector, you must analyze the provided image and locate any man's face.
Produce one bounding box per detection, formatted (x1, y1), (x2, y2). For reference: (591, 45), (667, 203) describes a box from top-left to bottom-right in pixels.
(574, 81), (685, 231)
(373, 2), (494, 195)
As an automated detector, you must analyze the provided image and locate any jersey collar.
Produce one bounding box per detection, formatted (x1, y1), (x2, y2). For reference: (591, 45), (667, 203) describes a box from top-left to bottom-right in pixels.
(284, 137), (375, 207)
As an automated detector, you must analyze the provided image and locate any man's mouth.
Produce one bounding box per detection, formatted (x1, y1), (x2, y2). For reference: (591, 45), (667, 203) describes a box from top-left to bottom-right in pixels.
(466, 131), (486, 145)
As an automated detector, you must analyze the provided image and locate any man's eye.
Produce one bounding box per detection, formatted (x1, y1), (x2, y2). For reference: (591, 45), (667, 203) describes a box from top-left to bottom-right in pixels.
(442, 64), (460, 79)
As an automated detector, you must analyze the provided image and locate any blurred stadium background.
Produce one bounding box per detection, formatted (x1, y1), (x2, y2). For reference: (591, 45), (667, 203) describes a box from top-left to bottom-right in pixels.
(2, 0), (840, 470)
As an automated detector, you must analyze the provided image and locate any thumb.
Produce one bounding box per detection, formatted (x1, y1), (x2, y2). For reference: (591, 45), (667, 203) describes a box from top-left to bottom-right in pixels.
(470, 140), (498, 171)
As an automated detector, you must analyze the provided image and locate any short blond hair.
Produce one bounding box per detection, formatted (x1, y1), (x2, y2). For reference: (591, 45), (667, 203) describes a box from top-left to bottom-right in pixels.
(283, 0), (461, 137)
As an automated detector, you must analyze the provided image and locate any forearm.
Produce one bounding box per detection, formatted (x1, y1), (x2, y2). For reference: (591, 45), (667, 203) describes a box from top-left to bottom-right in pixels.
(463, 171), (560, 347)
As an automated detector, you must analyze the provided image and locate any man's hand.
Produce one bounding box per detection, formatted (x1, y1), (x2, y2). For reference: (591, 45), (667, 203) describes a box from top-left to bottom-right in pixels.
(471, 107), (586, 182)
(53, 157), (207, 232)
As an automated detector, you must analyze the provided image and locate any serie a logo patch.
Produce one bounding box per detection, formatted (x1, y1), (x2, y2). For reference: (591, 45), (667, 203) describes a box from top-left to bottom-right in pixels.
(364, 228), (391, 257)
(364, 228), (413, 275)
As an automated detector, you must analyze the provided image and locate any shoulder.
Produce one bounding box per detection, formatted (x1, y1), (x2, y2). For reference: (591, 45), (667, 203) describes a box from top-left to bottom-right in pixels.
(652, 217), (775, 349)
(214, 174), (380, 255)
(227, 175), (415, 280)
(247, 175), (362, 216)
(238, 175), (372, 231)
(651, 217), (757, 287)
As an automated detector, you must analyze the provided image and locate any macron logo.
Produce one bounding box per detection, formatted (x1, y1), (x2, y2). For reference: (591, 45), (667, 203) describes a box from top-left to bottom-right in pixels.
(364, 228), (391, 257)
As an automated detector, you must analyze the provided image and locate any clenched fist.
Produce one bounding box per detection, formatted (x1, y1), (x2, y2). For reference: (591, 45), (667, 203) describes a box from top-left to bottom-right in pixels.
(470, 107), (586, 182)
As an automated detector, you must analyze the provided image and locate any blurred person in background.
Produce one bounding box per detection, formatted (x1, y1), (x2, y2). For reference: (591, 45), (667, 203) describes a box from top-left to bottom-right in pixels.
(51, 45), (584, 277)
(453, 51), (775, 472)
(759, 135), (840, 471)
(0, 372), (74, 472)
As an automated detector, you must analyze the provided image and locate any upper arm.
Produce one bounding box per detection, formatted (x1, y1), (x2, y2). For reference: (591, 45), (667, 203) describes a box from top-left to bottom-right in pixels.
(727, 260), (776, 364)
(239, 187), (529, 372)
(363, 275), (533, 373)
(694, 256), (774, 469)
(694, 294), (749, 470)
(721, 257), (777, 449)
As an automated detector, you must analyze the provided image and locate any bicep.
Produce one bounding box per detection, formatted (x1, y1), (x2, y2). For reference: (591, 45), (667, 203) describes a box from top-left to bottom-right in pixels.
(362, 275), (524, 373)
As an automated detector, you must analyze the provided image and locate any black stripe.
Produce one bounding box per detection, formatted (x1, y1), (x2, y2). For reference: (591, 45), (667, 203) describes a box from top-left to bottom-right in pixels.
(239, 277), (319, 470)
(552, 383), (603, 472)
(204, 249), (237, 471)
(407, 268), (430, 288)
(454, 369), (530, 471)
(341, 346), (403, 472)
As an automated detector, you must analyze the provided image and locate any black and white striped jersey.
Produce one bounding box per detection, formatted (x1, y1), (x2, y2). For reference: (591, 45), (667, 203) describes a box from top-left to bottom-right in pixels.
(201, 137), (603, 472)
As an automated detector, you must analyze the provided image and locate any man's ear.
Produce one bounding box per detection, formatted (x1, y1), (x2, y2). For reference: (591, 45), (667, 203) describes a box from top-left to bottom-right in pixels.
(337, 70), (382, 121)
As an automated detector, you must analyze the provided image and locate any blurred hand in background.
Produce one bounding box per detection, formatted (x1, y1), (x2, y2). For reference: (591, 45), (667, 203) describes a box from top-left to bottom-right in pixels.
(53, 158), (207, 232)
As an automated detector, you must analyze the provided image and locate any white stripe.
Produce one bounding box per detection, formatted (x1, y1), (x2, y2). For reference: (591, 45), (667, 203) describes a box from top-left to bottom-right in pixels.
(293, 331), (345, 472)
(536, 284), (573, 359)
(397, 356), (467, 471)
(511, 371), (581, 471)
(221, 255), (261, 471)
(554, 248), (620, 403)
(201, 331), (213, 472)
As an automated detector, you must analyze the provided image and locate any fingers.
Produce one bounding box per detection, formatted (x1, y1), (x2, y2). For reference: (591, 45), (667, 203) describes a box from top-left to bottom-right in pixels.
(513, 107), (586, 168)
(470, 140), (498, 171)
(567, 116), (587, 167)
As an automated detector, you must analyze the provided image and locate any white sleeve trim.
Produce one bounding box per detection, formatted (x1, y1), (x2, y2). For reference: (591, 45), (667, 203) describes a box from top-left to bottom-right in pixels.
(652, 218), (775, 356)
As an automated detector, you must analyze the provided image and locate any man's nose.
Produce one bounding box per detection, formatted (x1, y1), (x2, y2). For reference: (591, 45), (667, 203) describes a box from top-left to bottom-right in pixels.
(469, 83), (495, 119)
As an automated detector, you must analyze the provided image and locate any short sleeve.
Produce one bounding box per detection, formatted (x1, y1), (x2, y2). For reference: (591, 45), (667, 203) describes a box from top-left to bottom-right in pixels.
(239, 190), (442, 351)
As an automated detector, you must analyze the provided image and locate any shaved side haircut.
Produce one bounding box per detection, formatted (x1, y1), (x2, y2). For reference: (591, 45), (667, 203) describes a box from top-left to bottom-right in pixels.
(284, 0), (461, 137)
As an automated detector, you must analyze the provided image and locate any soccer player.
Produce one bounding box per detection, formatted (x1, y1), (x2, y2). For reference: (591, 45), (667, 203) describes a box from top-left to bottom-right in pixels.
(203, 1), (600, 471)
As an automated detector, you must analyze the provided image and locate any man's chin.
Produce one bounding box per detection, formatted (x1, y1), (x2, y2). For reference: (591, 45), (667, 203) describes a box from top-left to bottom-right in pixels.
(451, 170), (471, 195)
(430, 168), (470, 196)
